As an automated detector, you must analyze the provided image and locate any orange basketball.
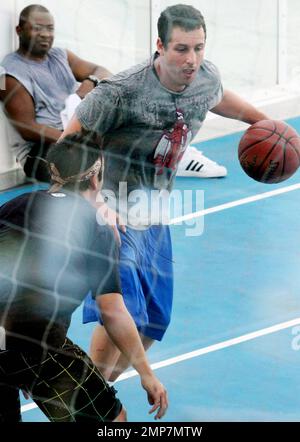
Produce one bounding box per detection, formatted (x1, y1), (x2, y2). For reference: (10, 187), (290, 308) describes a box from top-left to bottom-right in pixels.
(238, 120), (300, 183)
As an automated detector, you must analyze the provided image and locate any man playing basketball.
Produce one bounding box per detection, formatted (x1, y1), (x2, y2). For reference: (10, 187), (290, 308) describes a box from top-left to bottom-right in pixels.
(61, 4), (268, 381)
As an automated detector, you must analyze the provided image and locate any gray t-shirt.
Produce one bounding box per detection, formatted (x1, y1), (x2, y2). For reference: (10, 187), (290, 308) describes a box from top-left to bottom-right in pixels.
(76, 53), (223, 226)
(1, 48), (77, 164)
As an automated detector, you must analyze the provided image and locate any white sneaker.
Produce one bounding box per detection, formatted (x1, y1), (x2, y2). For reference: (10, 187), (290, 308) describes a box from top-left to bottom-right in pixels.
(177, 145), (227, 178)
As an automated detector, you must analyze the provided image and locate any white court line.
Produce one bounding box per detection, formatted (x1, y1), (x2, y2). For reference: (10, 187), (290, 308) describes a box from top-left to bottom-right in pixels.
(21, 317), (300, 413)
(169, 182), (300, 225)
(21, 402), (39, 413)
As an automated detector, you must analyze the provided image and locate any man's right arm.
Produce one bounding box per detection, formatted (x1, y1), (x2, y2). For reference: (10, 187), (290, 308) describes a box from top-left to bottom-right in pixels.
(0, 76), (62, 144)
(97, 293), (168, 420)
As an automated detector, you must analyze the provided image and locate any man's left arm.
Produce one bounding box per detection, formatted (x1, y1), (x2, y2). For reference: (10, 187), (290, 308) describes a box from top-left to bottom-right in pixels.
(210, 89), (268, 125)
(67, 50), (112, 99)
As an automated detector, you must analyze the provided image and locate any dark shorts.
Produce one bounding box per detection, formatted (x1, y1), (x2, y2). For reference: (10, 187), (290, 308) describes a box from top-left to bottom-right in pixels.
(23, 143), (51, 182)
(0, 338), (122, 422)
(83, 225), (174, 341)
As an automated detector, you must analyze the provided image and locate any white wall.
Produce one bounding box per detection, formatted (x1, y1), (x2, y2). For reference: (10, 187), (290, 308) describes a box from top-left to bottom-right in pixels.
(152, 0), (281, 94)
(0, 0), (17, 173)
(15, 0), (151, 72)
(287, 0), (300, 87)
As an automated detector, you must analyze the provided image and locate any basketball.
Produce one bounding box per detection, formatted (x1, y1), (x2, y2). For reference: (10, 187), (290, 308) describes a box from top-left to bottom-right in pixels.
(238, 120), (300, 183)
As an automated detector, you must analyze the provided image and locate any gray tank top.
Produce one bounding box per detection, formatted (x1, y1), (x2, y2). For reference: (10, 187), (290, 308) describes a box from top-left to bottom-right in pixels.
(1, 48), (77, 164)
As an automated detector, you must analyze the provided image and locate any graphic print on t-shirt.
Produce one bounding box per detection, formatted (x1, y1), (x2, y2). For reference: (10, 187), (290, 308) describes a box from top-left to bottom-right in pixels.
(152, 109), (192, 188)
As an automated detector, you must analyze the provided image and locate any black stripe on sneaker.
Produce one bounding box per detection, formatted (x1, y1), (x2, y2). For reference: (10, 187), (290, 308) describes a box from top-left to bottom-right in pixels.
(186, 160), (194, 171)
(191, 162), (201, 171)
(196, 164), (204, 172)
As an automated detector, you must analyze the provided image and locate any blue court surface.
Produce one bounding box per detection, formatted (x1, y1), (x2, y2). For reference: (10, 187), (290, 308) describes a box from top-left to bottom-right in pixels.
(1, 117), (300, 422)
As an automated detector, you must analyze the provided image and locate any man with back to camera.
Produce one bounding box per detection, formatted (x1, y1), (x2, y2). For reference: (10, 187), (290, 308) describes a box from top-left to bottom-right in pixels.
(0, 4), (110, 181)
(61, 4), (269, 382)
(0, 131), (168, 422)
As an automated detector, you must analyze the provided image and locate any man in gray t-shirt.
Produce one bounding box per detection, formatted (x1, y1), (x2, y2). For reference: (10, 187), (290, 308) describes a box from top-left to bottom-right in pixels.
(62, 4), (268, 382)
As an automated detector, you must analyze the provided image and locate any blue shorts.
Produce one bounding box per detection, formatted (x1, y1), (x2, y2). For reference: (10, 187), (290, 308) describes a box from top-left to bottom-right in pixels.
(83, 225), (173, 341)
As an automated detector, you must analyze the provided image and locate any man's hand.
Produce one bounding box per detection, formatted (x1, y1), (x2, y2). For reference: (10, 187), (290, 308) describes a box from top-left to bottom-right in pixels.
(98, 295), (168, 419)
(75, 80), (95, 99)
(141, 374), (168, 420)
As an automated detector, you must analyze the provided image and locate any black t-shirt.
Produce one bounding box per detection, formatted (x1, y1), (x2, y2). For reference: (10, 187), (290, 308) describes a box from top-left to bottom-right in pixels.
(0, 190), (121, 351)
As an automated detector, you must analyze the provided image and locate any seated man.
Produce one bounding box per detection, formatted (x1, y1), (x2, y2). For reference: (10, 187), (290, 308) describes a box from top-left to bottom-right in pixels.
(0, 4), (110, 181)
(0, 132), (167, 422)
